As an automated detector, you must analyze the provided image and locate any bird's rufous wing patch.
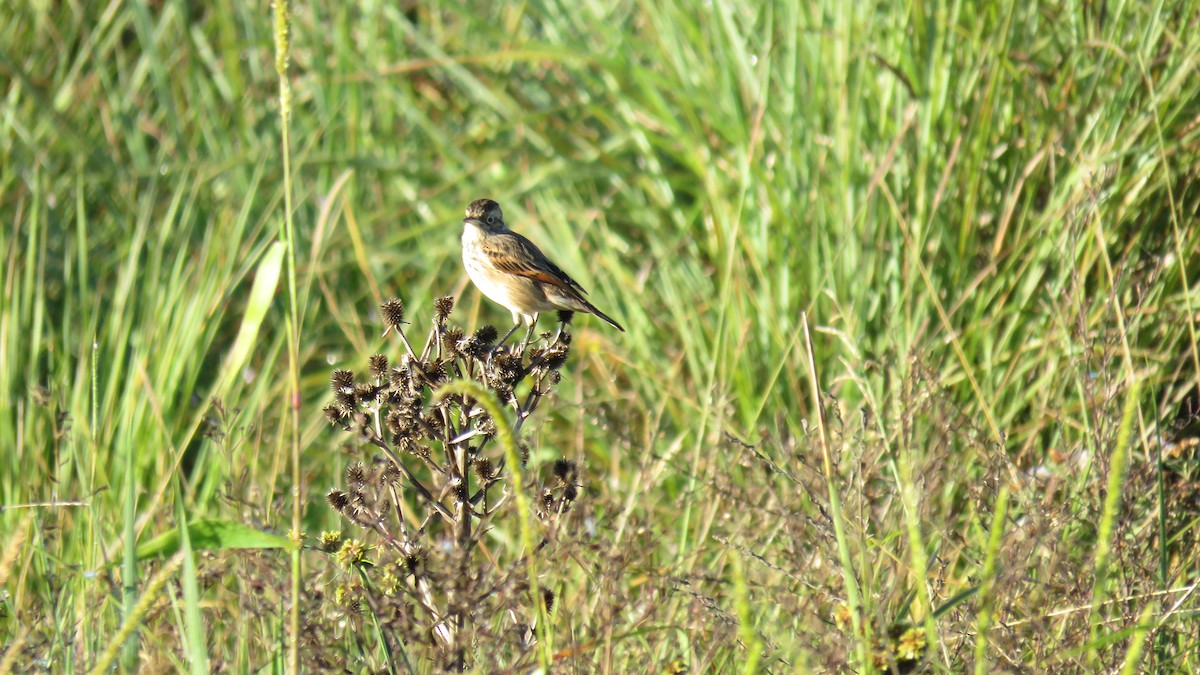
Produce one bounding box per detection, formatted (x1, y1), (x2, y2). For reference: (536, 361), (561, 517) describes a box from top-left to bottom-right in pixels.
(483, 235), (590, 297)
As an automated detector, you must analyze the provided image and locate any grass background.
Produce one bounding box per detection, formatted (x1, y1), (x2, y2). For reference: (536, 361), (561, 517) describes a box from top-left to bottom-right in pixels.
(3, 0), (1200, 671)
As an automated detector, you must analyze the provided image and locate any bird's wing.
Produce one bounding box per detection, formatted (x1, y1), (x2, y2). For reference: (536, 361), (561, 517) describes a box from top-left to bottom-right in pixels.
(482, 232), (590, 296)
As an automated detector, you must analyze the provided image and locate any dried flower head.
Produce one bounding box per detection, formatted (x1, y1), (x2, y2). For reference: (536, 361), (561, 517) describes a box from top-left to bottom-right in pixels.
(539, 344), (570, 371)
(327, 489), (350, 512)
(331, 369), (354, 392)
(434, 296), (455, 322)
(368, 354), (389, 379)
(553, 459), (578, 484)
(345, 462), (367, 488)
(441, 327), (465, 356)
(380, 298), (405, 331)
(324, 404), (349, 428)
(462, 326), (497, 359)
(473, 457), (497, 482)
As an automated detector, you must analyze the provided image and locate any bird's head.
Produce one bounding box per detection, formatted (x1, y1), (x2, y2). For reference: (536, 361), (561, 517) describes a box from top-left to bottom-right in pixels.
(464, 199), (507, 233)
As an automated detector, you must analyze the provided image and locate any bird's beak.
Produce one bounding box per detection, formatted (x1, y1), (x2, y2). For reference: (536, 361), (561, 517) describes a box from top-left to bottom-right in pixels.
(463, 218), (483, 227)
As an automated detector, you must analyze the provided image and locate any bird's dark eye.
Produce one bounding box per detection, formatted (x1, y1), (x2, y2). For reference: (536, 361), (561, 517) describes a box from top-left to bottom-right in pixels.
(486, 215), (496, 225)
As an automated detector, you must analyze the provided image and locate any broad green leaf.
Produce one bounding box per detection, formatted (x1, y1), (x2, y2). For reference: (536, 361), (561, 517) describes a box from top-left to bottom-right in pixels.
(136, 519), (292, 560)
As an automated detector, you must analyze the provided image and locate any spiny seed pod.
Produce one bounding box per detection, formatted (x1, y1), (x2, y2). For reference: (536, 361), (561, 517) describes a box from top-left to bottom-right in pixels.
(563, 484), (578, 501)
(346, 462), (366, 487)
(426, 361), (448, 386)
(541, 346), (570, 371)
(420, 410), (444, 431)
(385, 409), (408, 436)
(462, 335), (489, 359)
(519, 443), (531, 468)
(553, 459), (577, 483)
(477, 417), (498, 438)
(542, 588), (556, 612)
(380, 298), (405, 330)
(473, 458), (496, 482)
(381, 462), (401, 485)
(403, 551), (424, 577)
(441, 327), (465, 355)
(348, 490), (368, 514)
(368, 354), (389, 379)
(331, 369), (354, 392)
(334, 388), (355, 412)
(434, 296), (455, 322)
(388, 366), (408, 388)
(353, 382), (378, 403)
(323, 404), (348, 427)
(475, 325), (498, 345)
(327, 489), (350, 512)
(556, 310), (575, 325)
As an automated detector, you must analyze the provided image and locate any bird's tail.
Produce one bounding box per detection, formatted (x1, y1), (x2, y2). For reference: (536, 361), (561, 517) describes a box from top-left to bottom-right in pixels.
(580, 299), (625, 332)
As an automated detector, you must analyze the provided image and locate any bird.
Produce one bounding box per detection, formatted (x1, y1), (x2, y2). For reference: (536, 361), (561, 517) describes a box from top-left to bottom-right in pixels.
(461, 198), (624, 346)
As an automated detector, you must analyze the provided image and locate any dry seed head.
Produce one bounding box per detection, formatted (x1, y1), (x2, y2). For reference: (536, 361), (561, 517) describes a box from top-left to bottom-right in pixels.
(327, 489), (350, 512)
(368, 354), (389, 379)
(553, 458), (577, 484)
(381, 462), (402, 485)
(420, 410), (444, 432)
(453, 479), (469, 502)
(353, 382), (378, 404)
(323, 404), (348, 428)
(380, 298), (405, 329)
(426, 360), (449, 386)
(331, 369), (354, 392)
(434, 296), (455, 322)
(345, 462), (366, 488)
(334, 387), (357, 412)
(403, 551), (425, 577)
(441, 327), (465, 355)
(388, 366), (409, 388)
(540, 345), (570, 371)
(473, 457), (496, 482)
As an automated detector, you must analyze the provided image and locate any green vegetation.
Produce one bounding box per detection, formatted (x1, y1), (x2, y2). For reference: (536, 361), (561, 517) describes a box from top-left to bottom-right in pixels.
(3, 0), (1199, 671)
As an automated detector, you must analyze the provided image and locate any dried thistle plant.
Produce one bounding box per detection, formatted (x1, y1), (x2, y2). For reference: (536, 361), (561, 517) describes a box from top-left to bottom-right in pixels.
(319, 297), (581, 671)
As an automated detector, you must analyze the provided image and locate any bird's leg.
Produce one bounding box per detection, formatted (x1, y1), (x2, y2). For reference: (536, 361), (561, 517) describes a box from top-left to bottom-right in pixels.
(517, 314), (539, 352)
(496, 322), (522, 349)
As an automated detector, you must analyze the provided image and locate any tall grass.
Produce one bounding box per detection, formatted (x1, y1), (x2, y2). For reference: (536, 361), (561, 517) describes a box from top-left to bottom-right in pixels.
(2, 0), (1199, 671)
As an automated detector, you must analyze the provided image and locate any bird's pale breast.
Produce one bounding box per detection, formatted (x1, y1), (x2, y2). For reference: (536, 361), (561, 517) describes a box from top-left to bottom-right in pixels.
(462, 224), (560, 321)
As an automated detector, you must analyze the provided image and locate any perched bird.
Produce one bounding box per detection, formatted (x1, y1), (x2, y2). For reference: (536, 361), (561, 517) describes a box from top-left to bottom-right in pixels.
(461, 198), (624, 345)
